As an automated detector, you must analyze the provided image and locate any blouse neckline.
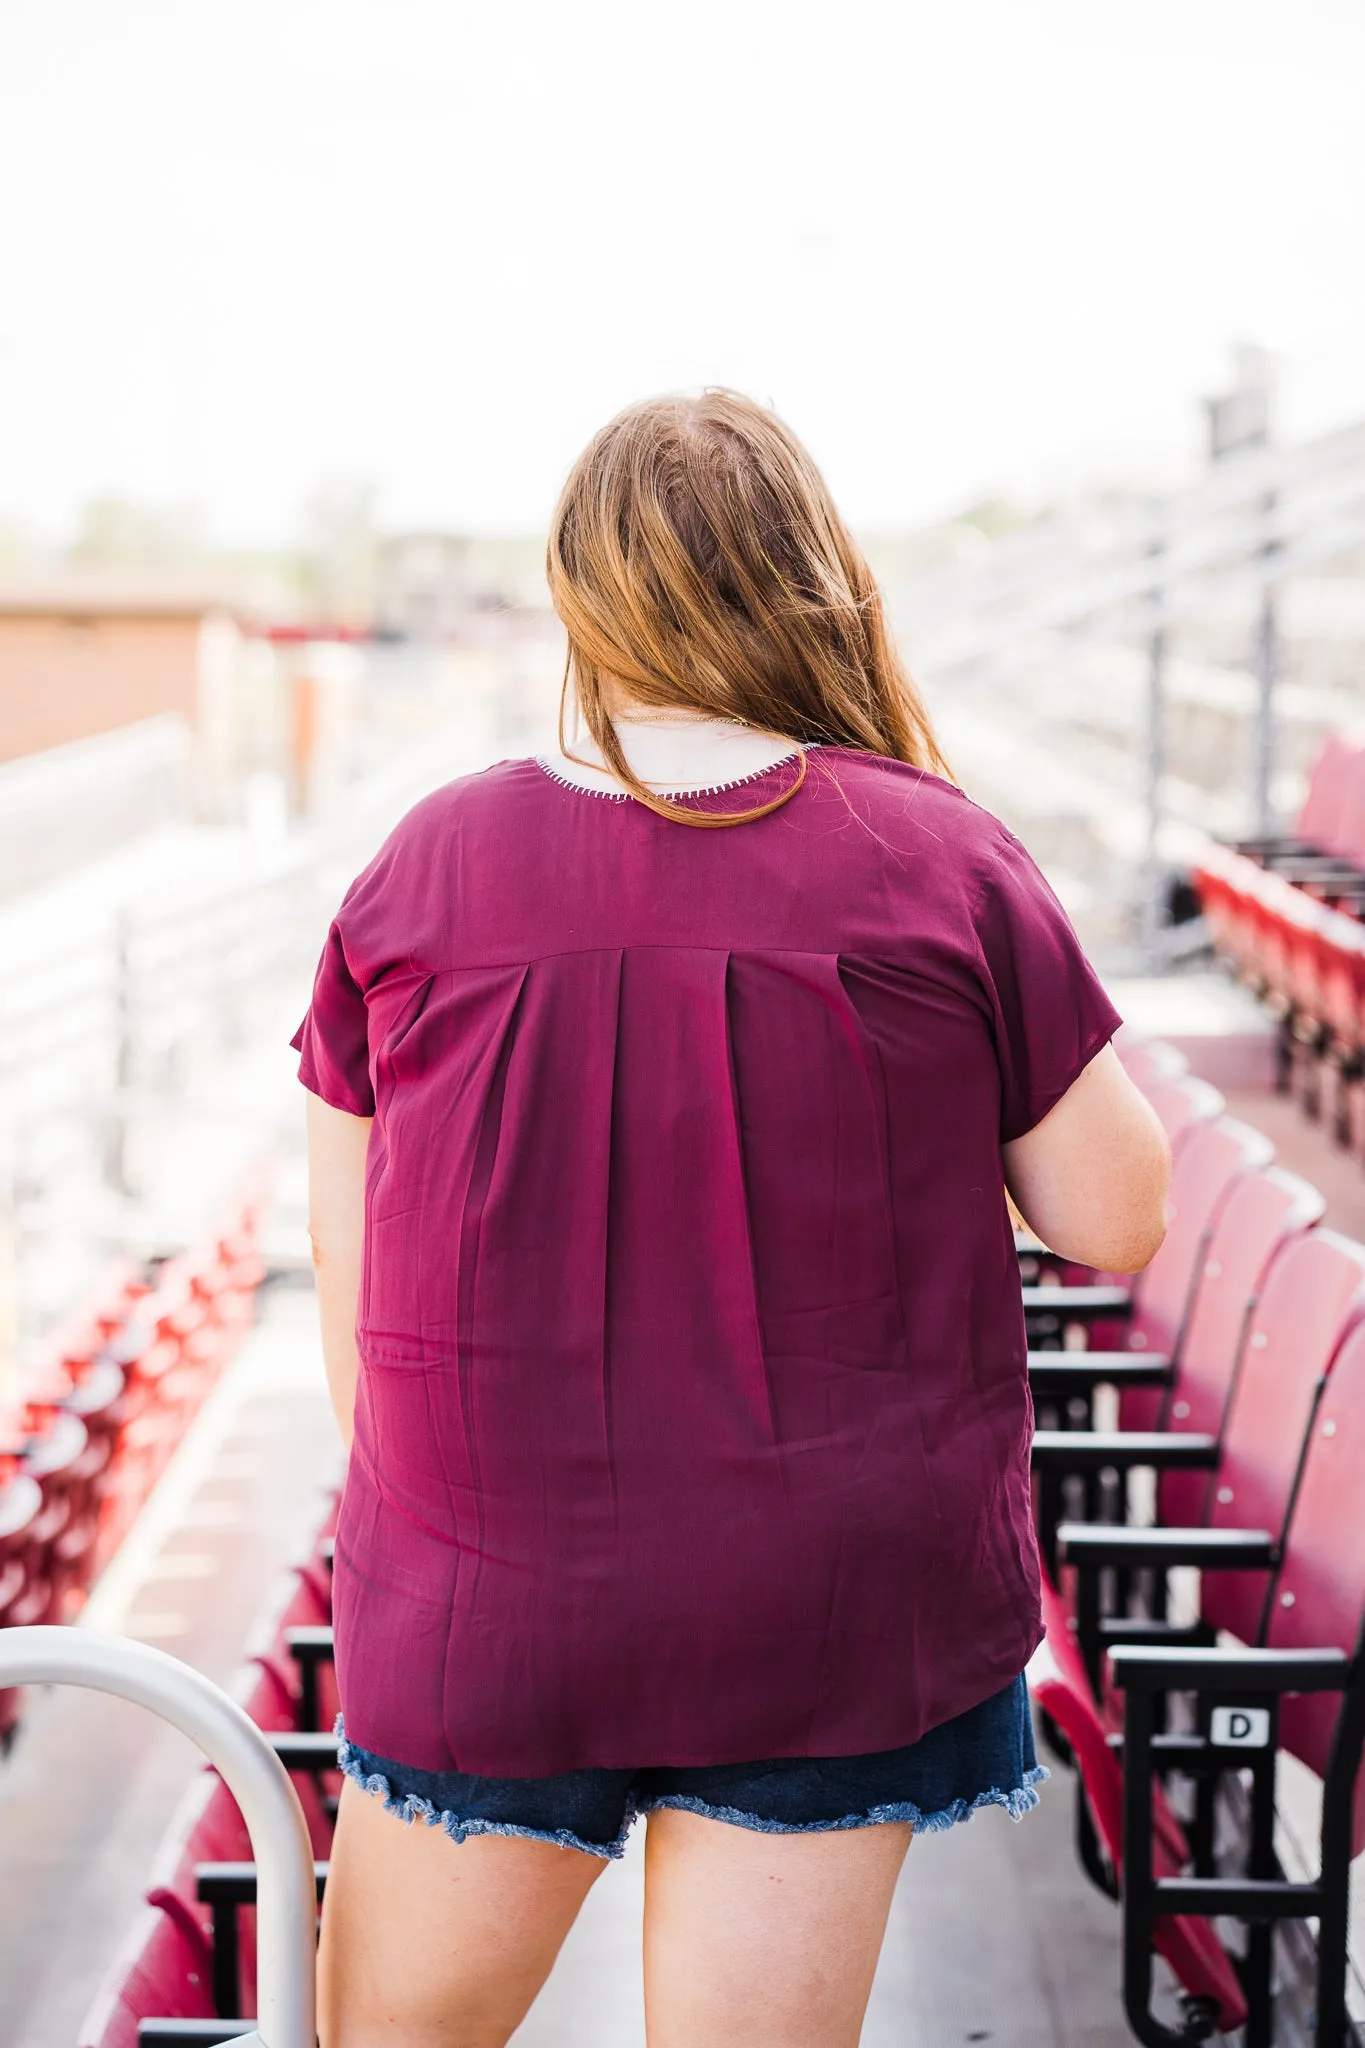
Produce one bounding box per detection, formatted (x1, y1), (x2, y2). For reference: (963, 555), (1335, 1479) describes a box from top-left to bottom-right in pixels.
(537, 710), (803, 800)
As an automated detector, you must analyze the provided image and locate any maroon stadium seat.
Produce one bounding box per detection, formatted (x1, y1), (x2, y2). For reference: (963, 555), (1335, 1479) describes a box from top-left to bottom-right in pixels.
(1115, 1035), (1190, 1089)
(1111, 1297), (1365, 2044)
(1117, 1115), (1274, 1431)
(1031, 1168), (1325, 1577)
(1141, 1075), (1225, 1157)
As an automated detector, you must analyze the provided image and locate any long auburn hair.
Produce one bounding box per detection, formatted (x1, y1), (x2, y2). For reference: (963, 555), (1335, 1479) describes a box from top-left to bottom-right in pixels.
(546, 389), (950, 827)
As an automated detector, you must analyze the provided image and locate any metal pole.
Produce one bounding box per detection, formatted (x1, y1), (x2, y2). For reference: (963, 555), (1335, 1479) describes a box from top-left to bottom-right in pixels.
(0, 1626), (316, 2048)
(104, 909), (134, 1197)
(1252, 499), (1280, 840)
(1141, 512), (1168, 963)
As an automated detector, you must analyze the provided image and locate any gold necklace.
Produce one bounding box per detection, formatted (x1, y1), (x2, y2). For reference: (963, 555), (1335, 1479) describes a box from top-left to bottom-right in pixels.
(610, 709), (748, 729)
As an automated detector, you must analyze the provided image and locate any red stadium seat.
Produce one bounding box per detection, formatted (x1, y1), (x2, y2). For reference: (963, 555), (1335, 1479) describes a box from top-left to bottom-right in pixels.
(1141, 1074), (1225, 1156)
(76, 1901), (216, 2048)
(1028, 1638), (1247, 2037)
(1054, 1219), (1365, 1701)
(1022, 1077), (1228, 1364)
(1038, 1235), (1365, 2040)
(1155, 1167), (1325, 1525)
(0, 1463), (44, 1748)
(1111, 1300), (1365, 2045)
(1031, 1166), (1324, 1571)
(1116, 1115), (1273, 1431)
(1270, 1315), (1365, 1857)
(1029, 1117), (1276, 1457)
(1237, 730), (1365, 868)
(1115, 1035), (1190, 1089)
(1199, 1228), (1365, 1643)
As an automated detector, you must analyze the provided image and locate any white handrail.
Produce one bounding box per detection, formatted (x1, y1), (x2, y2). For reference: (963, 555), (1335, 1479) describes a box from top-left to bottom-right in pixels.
(0, 1625), (315, 2048)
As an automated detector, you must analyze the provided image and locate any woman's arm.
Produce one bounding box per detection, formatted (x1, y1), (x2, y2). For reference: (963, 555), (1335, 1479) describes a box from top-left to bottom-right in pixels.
(1002, 1043), (1171, 1273)
(306, 1092), (372, 1451)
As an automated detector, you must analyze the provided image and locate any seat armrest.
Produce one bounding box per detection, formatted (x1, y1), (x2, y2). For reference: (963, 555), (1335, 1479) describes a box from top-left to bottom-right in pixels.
(1022, 1285), (1132, 1320)
(1231, 834), (1313, 857)
(1109, 1644), (1350, 1694)
(1263, 854), (1365, 880)
(1058, 1523), (1274, 1569)
(285, 1624), (335, 1675)
(197, 1859), (330, 1904)
(267, 1729), (343, 1770)
(1031, 1430), (1218, 1472)
(1027, 1352), (1172, 1392)
(138, 2024), (260, 2043)
(1097, 1616), (1217, 1649)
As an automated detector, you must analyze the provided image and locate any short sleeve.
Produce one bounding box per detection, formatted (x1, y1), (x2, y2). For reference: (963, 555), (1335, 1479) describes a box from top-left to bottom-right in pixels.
(289, 917), (375, 1117)
(974, 829), (1123, 1143)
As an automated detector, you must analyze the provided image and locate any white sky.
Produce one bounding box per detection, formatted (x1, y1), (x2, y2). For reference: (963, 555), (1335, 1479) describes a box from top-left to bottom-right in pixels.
(1, 0), (1363, 541)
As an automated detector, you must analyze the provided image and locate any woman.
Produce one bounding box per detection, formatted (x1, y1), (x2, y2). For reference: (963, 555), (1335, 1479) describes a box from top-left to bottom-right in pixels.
(296, 390), (1168, 2048)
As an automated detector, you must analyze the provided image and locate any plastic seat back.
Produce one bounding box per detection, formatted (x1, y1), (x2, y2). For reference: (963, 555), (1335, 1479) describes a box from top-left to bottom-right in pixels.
(1027, 1643), (1247, 2033)
(1297, 732), (1362, 854)
(1159, 1169), (1325, 1525)
(1316, 908), (1365, 1053)
(77, 1900), (215, 2047)
(1142, 1076), (1225, 1157)
(1202, 1229), (1365, 1646)
(1326, 740), (1365, 865)
(1116, 1036), (1189, 1089)
(1120, 1119), (1275, 1430)
(1267, 1313), (1365, 1854)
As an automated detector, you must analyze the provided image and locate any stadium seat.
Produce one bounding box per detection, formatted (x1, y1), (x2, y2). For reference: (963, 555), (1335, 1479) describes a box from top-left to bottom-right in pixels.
(1141, 1076), (1226, 1156)
(1235, 730), (1365, 871)
(0, 1462), (44, 1748)
(1110, 1304), (1365, 2046)
(1115, 1036), (1190, 1089)
(1028, 1637), (1247, 2040)
(76, 1901), (217, 2048)
(1031, 1167), (1324, 1579)
(1022, 1075), (1226, 1359)
(1027, 1118), (1274, 1491)
(1056, 1222), (1365, 1692)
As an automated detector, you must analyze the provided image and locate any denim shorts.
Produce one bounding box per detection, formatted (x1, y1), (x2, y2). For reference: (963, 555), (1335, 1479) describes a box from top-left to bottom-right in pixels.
(336, 1672), (1046, 1859)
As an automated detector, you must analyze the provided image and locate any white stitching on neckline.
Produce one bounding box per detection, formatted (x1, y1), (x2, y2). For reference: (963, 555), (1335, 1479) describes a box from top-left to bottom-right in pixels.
(533, 750), (806, 801)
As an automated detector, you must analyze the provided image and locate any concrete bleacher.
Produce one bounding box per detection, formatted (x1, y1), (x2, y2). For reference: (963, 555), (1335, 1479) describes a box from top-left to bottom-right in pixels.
(0, 1278), (343, 2048)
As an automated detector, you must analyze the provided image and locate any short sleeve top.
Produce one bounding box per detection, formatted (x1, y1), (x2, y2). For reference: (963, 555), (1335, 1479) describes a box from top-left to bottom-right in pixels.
(292, 747), (1121, 1776)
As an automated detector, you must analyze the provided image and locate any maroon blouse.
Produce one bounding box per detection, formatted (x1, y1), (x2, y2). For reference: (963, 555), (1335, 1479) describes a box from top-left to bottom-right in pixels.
(292, 748), (1121, 1776)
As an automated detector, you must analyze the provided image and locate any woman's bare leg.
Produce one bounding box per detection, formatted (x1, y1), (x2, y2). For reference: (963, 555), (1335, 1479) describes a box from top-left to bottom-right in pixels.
(317, 1777), (607, 2048)
(642, 1808), (911, 2048)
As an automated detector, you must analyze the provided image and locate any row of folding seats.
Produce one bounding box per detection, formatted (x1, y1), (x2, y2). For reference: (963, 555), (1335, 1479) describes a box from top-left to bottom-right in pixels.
(78, 1500), (340, 2046)
(1027, 1038), (1365, 2044)
(0, 1198), (268, 1750)
(1193, 732), (1365, 1137)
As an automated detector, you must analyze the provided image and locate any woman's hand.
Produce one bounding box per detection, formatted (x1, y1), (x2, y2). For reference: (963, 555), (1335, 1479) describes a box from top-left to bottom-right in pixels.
(306, 1093), (372, 1450)
(1002, 1044), (1171, 1273)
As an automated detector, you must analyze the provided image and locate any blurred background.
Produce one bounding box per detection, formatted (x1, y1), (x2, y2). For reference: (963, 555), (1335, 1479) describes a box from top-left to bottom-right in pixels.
(1, 3), (1365, 2040)
(2, 0), (1364, 1375)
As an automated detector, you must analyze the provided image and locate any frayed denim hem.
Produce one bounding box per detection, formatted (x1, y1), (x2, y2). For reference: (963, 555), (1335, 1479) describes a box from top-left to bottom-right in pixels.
(638, 1764), (1051, 1838)
(334, 1722), (633, 1860)
(332, 1712), (1048, 1854)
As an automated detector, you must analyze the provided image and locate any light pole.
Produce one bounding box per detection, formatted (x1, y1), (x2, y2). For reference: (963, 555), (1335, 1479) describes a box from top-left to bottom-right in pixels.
(1204, 345), (1277, 838)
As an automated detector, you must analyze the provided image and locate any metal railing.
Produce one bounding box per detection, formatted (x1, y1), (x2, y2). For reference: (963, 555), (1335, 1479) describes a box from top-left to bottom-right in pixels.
(0, 1626), (316, 2048)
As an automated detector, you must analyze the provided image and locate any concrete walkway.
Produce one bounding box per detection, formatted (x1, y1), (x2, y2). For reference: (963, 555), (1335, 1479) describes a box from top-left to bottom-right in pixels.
(515, 1770), (1133, 2047)
(0, 1282), (343, 2048)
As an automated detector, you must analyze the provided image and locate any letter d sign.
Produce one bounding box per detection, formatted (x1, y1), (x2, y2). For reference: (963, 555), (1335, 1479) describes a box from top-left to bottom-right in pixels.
(1211, 1706), (1271, 1748)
